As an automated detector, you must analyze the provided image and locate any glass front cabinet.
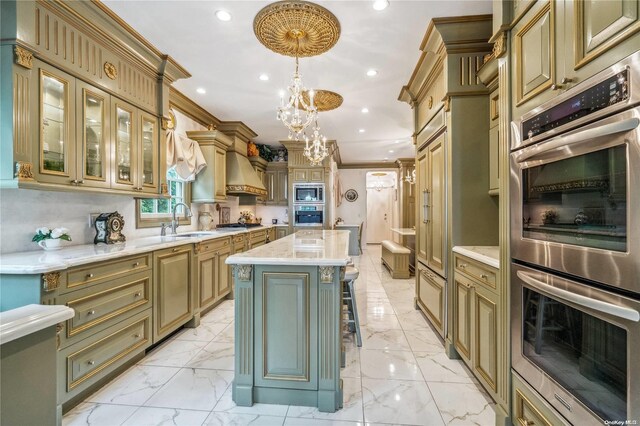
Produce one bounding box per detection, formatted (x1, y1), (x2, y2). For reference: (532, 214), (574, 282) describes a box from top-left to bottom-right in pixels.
(32, 59), (160, 195)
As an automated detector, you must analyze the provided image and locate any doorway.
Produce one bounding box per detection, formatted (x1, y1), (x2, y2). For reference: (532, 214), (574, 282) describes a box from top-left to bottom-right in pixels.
(365, 171), (398, 244)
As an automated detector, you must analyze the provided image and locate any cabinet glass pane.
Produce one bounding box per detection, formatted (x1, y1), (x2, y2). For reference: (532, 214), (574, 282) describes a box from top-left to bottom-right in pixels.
(116, 107), (133, 183)
(84, 92), (105, 178)
(42, 74), (67, 173)
(141, 118), (155, 185)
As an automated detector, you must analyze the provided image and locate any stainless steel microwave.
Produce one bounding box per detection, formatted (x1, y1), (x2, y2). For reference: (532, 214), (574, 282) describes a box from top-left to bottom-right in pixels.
(293, 183), (324, 203)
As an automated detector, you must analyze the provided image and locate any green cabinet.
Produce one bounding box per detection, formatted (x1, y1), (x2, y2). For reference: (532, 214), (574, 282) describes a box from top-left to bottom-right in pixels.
(153, 245), (193, 342)
(453, 253), (500, 398)
(292, 168), (323, 183)
(265, 163), (289, 206)
(275, 226), (290, 240)
(512, 0), (640, 115)
(187, 130), (233, 203)
(416, 266), (445, 337)
(196, 238), (232, 312)
(32, 59), (159, 194)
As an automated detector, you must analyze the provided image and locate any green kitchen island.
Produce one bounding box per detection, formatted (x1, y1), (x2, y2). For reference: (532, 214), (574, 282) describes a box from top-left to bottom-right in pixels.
(226, 229), (350, 412)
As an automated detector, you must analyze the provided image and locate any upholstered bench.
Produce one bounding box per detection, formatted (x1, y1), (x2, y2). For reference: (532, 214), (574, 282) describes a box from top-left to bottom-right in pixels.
(381, 240), (411, 279)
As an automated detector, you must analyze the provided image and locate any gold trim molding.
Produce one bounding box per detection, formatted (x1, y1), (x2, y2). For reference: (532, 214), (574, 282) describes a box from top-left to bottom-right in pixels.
(15, 161), (35, 180)
(14, 46), (33, 69)
(443, 96), (451, 112)
(226, 185), (268, 197)
(319, 266), (334, 283)
(302, 90), (343, 111)
(253, 1), (341, 57)
(43, 272), (61, 292)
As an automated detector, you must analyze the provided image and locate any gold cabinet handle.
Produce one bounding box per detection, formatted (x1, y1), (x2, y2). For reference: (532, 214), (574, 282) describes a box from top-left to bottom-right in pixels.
(134, 334), (141, 338)
(77, 180), (84, 185)
(172, 248), (179, 252)
(134, 292), (142, 297)
(70, 179), (79, 185)
(459, 264), (467, 269)
(481, 274), (488, 279)
(87, 310), (96, 315)
(205, 246), (209, 250)
(561, 77), (574, 84)
(87, 360), (95, 365)
(133, 262), (140, 267)
(86, 273), (94, 279)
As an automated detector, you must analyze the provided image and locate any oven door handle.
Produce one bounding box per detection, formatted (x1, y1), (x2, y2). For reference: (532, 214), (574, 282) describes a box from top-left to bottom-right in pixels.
(517, 271), (640, 322)
(515, 117), (639, 163)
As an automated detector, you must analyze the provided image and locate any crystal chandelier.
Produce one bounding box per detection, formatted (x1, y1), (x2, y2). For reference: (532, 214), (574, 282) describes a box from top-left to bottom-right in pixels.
(277, 35), (317, 140)
(303, 119), (329, 166)
(404, 168), (416, 185)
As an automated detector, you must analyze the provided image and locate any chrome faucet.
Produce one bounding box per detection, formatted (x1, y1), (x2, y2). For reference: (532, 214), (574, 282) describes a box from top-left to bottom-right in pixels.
(170, 202), (192, 235)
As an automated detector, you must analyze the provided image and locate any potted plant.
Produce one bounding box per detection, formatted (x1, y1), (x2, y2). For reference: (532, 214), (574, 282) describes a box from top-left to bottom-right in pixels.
(32, 227), (72, 250)
(541, 210), (558, 225)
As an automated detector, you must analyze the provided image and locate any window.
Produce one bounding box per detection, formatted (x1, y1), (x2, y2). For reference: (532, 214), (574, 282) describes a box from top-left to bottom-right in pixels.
(136, 168), (191, 228)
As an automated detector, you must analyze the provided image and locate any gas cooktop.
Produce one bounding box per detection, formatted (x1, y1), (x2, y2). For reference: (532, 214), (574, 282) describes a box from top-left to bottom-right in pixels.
(216, 223), (262, 229)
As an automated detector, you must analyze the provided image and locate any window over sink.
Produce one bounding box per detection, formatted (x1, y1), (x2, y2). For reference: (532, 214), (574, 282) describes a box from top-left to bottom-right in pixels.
(136, 168), (191, 228)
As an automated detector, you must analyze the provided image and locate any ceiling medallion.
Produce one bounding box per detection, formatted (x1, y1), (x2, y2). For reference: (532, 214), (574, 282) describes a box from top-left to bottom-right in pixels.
(253, 1), (341, 58)
(302, 90), (343, 112)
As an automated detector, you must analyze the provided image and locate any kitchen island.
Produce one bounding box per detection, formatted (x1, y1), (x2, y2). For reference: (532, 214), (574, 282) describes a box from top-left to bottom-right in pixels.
(226, 229), (350, 412)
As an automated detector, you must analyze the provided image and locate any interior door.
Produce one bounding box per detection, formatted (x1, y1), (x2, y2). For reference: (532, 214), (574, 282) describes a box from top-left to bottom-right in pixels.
(366, 187), (392, 244)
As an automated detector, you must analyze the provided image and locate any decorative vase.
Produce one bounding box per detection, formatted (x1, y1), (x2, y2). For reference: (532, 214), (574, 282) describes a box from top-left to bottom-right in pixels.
(199, 211), (213, 231)
(38, 239), (62, 250)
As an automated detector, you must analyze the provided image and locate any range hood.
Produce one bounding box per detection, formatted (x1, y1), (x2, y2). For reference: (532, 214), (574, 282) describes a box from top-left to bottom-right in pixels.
(226, 151), (267, 196)
(217, 122), (267, 197)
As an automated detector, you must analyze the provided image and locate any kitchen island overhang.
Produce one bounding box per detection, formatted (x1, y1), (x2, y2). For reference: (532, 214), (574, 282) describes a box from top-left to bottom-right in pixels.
(225, 230), (351, 412)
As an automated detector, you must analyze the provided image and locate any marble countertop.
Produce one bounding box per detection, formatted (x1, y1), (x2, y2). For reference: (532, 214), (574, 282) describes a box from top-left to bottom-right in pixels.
(0, 304), (75, 344)
(391, 228), (416, 236)
(0, 226), (274, 275)
(227, 230), (351, 266)
(452, 246), (500, 269)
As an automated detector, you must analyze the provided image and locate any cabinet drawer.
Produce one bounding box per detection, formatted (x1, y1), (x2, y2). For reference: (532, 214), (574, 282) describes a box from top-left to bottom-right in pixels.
(197, 237), (230, 254)
(512, 372), (569, 426)
(454, 255), (497, 290)
(63, 310), (151, 392)
(66, 254), (151, 292)
(61, 271), (151, 347)
(417, 267), (444, 336)
(232, 234), (247, 247)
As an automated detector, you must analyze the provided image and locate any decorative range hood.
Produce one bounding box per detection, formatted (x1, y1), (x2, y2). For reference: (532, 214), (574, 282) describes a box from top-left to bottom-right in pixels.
(217, 122), (267, 197)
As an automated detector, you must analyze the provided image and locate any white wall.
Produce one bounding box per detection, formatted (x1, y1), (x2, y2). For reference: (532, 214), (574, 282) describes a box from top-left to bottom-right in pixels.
(336, 169), (368, 243)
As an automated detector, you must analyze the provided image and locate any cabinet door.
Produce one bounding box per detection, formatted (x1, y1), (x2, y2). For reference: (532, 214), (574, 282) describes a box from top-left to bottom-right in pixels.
(216, 247), (232, 300)
(473, 284), (498, 393)
(416, 149), (428, 263)
(513, 1), (559, 109)
(77, 81), (110, 189)
(198, 251), (218, 310)
(309, 169), (323, 182)
(277, 170), (289, 205)
(138, 111), (159, 194)
(276, 228), (289, 239)
(214, 146), (227, 200)
(454, 275), (473, 364)
(293, 169), (308, 182)
(426, 133), (446, 277)
(265, 171), (277, 204)
(417, 267), (445, 337)
(567, 0), (640, 80)
(153, 246), (193, 342)
(34, 62), (76, 185)
(111, 99), (137, 191)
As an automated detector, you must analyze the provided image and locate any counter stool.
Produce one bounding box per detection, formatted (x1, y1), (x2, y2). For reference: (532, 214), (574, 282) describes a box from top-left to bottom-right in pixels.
(342, 266), (362, 347)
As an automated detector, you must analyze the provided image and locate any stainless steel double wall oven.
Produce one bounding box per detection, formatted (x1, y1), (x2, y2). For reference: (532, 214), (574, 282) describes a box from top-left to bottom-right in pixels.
(510, 52), (640, 425)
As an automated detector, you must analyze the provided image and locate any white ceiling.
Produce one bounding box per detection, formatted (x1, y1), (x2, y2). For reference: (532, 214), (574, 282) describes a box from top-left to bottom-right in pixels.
(103, 0), (492, 163)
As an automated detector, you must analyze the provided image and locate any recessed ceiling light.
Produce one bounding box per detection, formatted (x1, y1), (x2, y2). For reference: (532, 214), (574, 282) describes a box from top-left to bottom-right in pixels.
(389, 150), (394, 153)
(361, 107), (369, 113)
(383, 158), (388, 161)
(359, 129), (365, 133)
(373, 0), (389, 11)
(215, 10), (232, 21)
(196, 88), (206, 94)
(259, 74), (269, 81)
(394, 140), (400, 143)
(366, 69), (378, 77)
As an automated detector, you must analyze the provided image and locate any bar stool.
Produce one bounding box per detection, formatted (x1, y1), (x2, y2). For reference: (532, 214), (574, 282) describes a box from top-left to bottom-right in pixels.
(342, 265), (362, 347)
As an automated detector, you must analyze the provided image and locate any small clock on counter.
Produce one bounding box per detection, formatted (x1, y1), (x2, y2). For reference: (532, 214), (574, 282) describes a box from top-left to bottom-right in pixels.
(94, 212), (126, 244)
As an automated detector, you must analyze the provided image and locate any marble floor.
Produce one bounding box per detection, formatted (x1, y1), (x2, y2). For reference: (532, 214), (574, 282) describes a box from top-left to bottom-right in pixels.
(63, 245), (495, 426)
